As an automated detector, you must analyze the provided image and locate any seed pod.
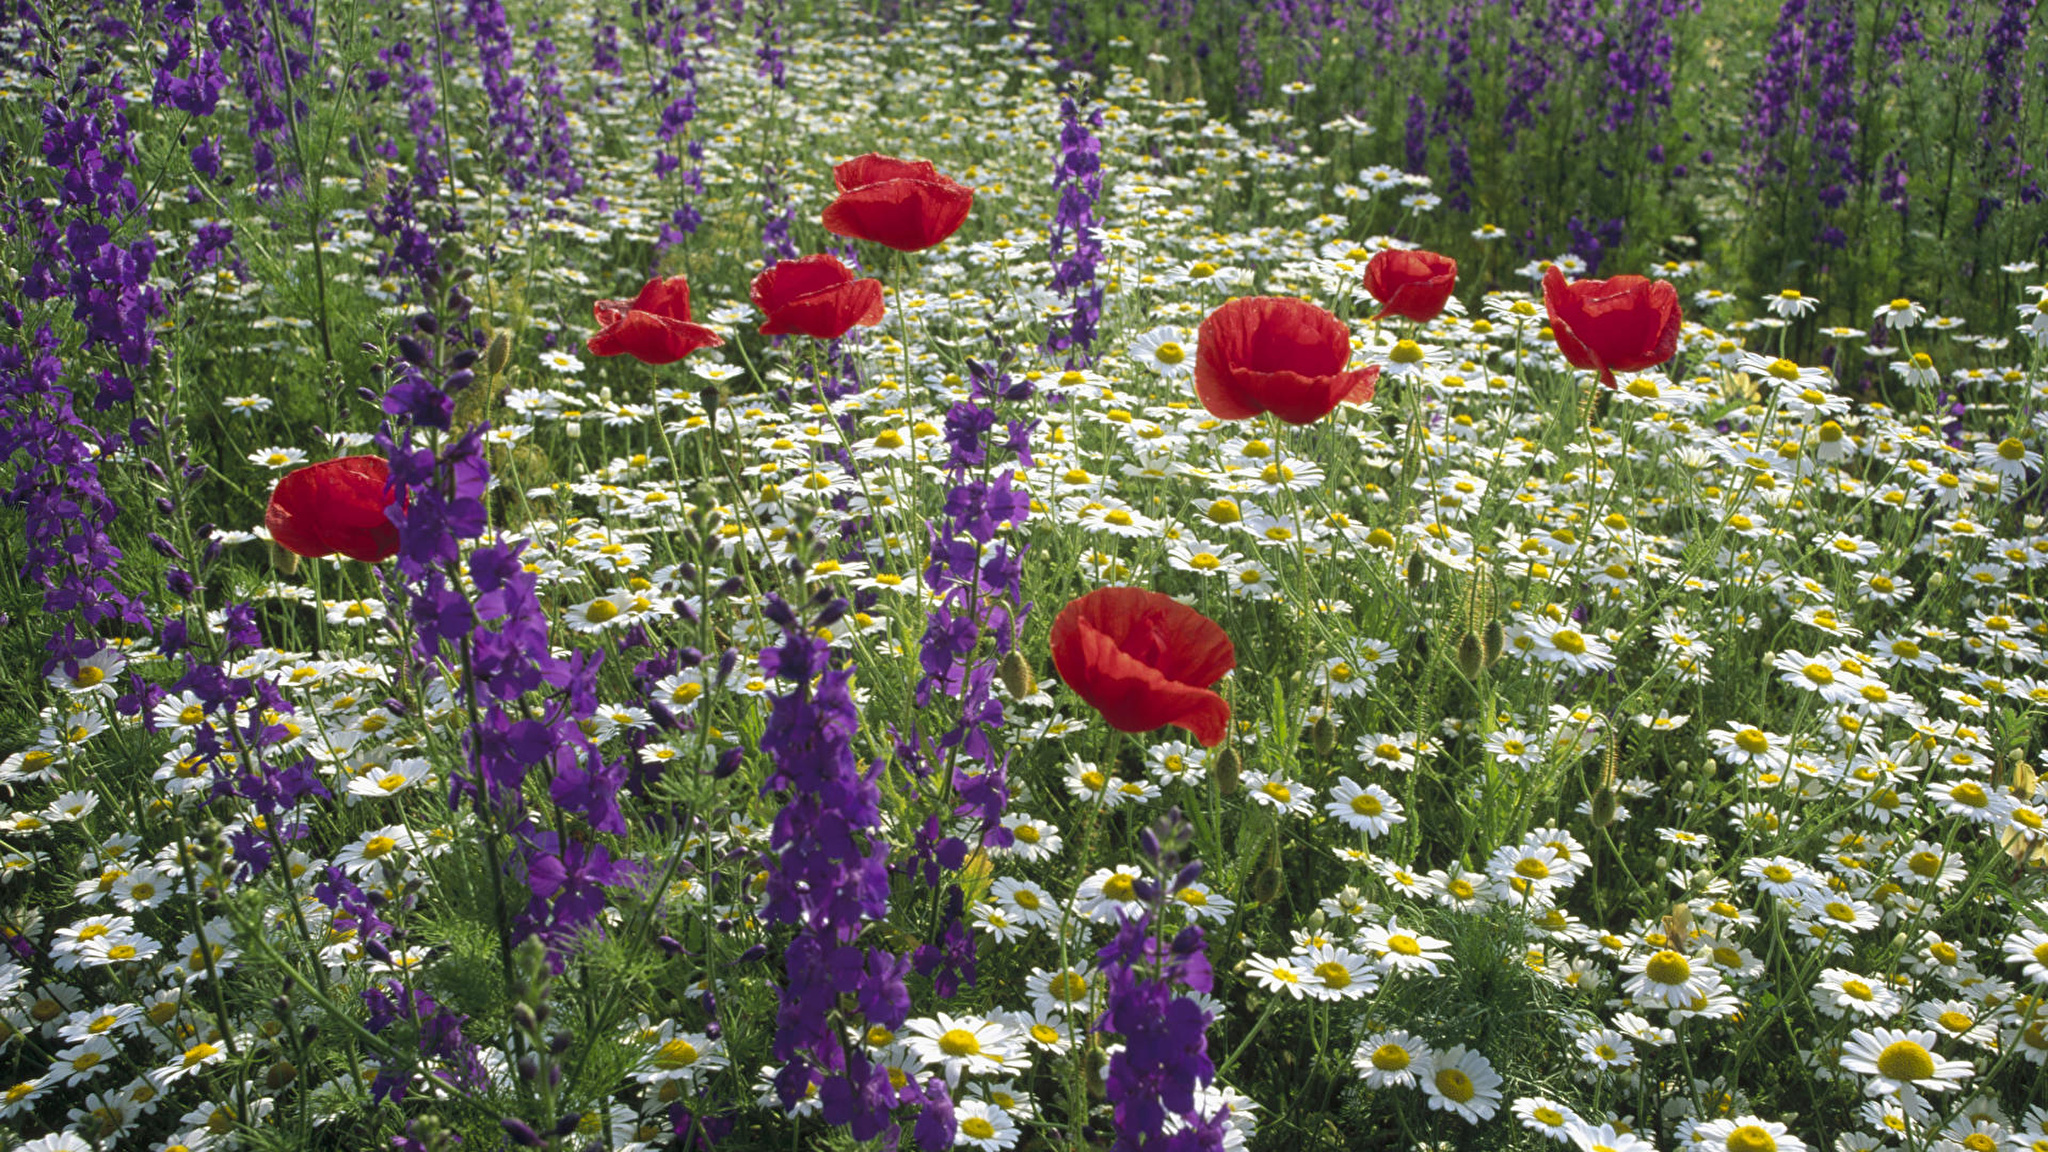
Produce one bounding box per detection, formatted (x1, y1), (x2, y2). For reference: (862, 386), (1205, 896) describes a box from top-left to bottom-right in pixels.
(1455, 630), (1483, 679)
(1311, 715), (1336, 757)
(1482, 619), (1505, 666)
(485, 329), (513, 377)
(1404, 551), (1426, 591)
(998, 649), (1037, 698)
(1213, 746), (1242, 794)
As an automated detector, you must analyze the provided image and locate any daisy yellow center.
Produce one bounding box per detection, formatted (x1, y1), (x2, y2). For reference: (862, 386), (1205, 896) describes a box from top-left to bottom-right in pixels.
(1802, 663), (1832, 684)
(1105, 510), (1133, 526)
(653, 1038), (699, 1069)
(1387, 934), (1422, 957)
(182, 1042), (219, 1067)
(1766, 359), (1801, 381)
(1551, 630), (1587, 655)
(178, 704), (205, 725)
(1823, 901), (1857, 922)
(1049, 972), (1088, 1002)
(1937, 1010), (1974, 1033)
(1030, 1023), (1060, 1044)
(1389, 340), (1425, 364)
(1959, 1135), (1996, 1152)
(1189, 552), (1222, 570)
(1155, 342), (1185, 365)
(1531, 1106), (1565, 1126)
(1013, 889), (1040, 910)
(74, 666), (105, 687)
(1102, 874), (1136, 901)
(1433, 1067), (1475, 1103)
(1726, 1126), (1778, 1152)
(1350, 793), (1383, 816)
(1079, 770), (1107, 791)
(585, 599), (619, 623)
(1999, 438), (2026, 460)
(1907, 852), (1942, 878)
(1644, 950), (1691, 985)
(1875, 1039), (1934, 1082)
(105, 944), (136, 961)
(961, 1117), (997, 1140)
(937, 1029), (982, 1058)
(1261, 781), (1292, 804)
(72, 1051), (103, 1071)
(1370, 1043), (1410, 1071)
(1515, 857), (1551, 880)
(1448, 878), (1476, 899)
(1260, 463), (1294, 484)
(363, 835), (398, 858)
(1013, 825), (1040, 844)
(1949, 782), (1988, 807)
(1841, 979), (1873, 1001)
(1313, 961), (1352, 988)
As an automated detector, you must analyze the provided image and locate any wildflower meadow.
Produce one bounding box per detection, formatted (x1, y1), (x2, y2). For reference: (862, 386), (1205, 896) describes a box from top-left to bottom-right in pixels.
(5, 3), (2048, 1152)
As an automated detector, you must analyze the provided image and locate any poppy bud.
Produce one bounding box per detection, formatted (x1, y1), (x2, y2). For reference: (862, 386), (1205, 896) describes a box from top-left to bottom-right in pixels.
(1405, 552), (1426, 591)
(998, 649), (1037, 698)
(1590, 787), (1618, 828)
(1482, 619), (1505, 667)
(266, 1060), (296, 1090)
(1311, 715), (1337, 757)
(1213, 746), (1242, 794)
(485, 329), (514, 376)
(1455, 631), (1484, 679)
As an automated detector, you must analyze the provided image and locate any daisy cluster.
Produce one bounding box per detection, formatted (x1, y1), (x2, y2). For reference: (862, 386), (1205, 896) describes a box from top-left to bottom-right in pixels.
(5, 4), (2048, 1152)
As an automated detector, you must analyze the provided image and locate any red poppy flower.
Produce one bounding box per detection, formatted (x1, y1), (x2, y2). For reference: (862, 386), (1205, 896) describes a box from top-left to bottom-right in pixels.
(1363, 248), (1457, 322)
(265, 456), (401, 563)
(1050, 587), (1235, 747)
(1193, 296), (1379, 425)
(820, 153), (974, 253)
(1542, 265), (1682, 387)
(587, 275), (724, 365)
(750, 254), (887, 340)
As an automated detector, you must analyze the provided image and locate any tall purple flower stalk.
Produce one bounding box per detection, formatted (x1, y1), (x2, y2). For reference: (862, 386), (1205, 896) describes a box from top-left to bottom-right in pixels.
(1047, 93), (1105, 363)
(756, 595), (924, 1144)
(1096, 810), (1221, 1152)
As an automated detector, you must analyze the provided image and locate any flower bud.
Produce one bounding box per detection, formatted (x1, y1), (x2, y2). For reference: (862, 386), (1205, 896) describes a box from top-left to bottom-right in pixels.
(485, 329), (514, 376)
(501, 1118), (543, 1147)
(1482, 619), (1505, 666)
(1455, 631), (1483, 679)
(998, 649), (1037, 698)
(1311, 715), (1337, 757)
(1405, 551), (1426, 591)
(1590, 787), (1617, 828)
(1213, 746), (1242, 795)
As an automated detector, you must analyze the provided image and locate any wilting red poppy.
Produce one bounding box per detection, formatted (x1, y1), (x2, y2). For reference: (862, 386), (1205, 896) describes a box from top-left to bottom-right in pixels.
(587, 275), (724, 365)
(1542, 265), (1682, 387)
(751, 254), (886, 340)
(821, 153), (974, 253)
(1363, 248), (1458, 322)
(265, 456), (401, 563)
(1194, 296), (1379, 425)
(1050, 587), (1235, 747)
